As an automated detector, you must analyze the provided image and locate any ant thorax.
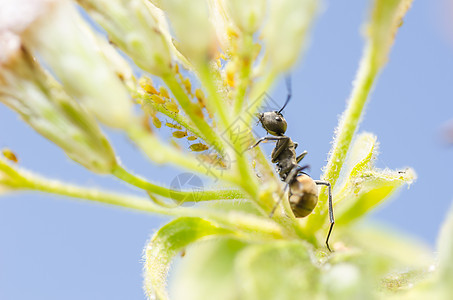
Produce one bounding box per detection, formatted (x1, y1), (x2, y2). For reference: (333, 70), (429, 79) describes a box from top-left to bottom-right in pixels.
(273, 138), (298, 180)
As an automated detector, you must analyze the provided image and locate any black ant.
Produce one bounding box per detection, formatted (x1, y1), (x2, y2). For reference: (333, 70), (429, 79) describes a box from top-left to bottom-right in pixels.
(249, 77), (335, 252)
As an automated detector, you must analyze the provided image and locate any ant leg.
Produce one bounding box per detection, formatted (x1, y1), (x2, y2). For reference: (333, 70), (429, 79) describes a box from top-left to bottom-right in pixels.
(248, 136), (288, 150)
(269, 165), (307, 218)
(314, 180), (334, 252)
(271, 137), (290, 163)
(296, 151), (308, 164)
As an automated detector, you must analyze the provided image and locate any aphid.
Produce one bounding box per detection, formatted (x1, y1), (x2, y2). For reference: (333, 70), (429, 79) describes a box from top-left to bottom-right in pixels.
(194, 106), (205, 119)
(195, 88), (206, 108)
(150, 94), (166, 104)
(159, 86), (170, 99)
(249, 77), (335, 252)
(187, 136), (198, 141)
(166, 122), (183, 130)
(172, 131), (188, 139)
(225, 62), (236, 87)
(183, 77), (192, 95)
(2, 148), (18, 163)
(197, 153), (228, 169)
(139, 77), (158, 94)
(151, 115), (162, 128)
(164, 101), (179, 113)
(190, 143), (209, 152)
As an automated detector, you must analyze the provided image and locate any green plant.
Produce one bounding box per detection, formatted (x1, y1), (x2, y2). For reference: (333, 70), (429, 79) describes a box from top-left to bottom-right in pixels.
(1, 0), (452, 299)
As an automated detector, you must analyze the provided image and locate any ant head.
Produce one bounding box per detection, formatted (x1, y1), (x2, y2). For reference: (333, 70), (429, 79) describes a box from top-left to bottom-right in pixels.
(257, 111), (287, 136)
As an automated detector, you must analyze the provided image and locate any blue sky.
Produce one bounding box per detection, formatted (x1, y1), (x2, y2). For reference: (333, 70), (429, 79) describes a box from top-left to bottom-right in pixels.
(1, 1), (453, 299)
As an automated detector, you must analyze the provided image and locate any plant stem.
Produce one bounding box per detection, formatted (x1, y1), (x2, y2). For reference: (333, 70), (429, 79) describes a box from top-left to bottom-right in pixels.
(112, 164), (245, 201)
(233, 34), (254, 114)
(24, 175), (284, 238)
(198, 63), (232, 131)
(306, 47), (380, 232)
(322, 48), (379, 189)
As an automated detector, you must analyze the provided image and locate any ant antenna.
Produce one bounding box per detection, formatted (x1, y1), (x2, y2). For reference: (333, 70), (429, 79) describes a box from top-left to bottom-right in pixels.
(278, 75), (292, 114)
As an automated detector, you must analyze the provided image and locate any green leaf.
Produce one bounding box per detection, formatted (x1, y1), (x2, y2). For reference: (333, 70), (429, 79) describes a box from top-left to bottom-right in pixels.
(333, 133), (416, 226)
(143, 217), (234, 300)
(170, 237), (249, 300)
(335, 132), (377, 193)
(344, 225), (433, 270)
(335, 168), (416, 226)
(234, 241), (319, 299)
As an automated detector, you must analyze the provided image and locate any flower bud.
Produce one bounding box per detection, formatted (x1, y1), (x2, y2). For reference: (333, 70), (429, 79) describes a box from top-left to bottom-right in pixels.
(365, 0), (412, 68)
(262, 0), (317, 72)
(78, 0), (173, 76)
(154, 0), (216, 64)
(0, 37), (118, 174)
(223, 0), (266, 34)
(0, 0), (134, 129)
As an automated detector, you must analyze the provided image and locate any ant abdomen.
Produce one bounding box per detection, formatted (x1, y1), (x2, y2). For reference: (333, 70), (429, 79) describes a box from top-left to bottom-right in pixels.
(289, 174), (319, 218)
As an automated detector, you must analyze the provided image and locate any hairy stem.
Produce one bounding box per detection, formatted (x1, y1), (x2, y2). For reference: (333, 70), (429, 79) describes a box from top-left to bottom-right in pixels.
(112, 164), (245, 201)
(233, 34), (254, 114)
(25, 175), (284, 237)
(198, 63), (232, 131)
(307, 47), (380, 232)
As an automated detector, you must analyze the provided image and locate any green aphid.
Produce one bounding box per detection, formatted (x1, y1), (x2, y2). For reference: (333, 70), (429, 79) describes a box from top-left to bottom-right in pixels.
(166, 122), (182, 130)
(189, 143), (209, 152)
(172, 131), (188, 138)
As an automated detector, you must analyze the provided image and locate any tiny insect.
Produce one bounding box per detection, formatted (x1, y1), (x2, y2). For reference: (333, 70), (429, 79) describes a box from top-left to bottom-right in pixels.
(2, 148), (18, 163)
(159, 86), (170, 99)
(190, 142), (209, 152)
(164, 101), (179, 113)
(166, 122), (183, 130)
(150, 94), (166, 104)
(151, 115), (162, 128)
(249, 77), (335, 252)
(172, 130), (188, 139)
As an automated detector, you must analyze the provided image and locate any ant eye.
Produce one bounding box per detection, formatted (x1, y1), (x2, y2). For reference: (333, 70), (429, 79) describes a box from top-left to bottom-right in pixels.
(275, 117), (282, 122)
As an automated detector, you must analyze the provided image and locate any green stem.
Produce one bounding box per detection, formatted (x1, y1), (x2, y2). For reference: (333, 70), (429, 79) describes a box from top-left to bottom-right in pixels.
(307, 47), (380, 231)
(112, 164), (245, 201)
(25, 175), (284, 238)
(27, 175), (170, 213)
(233, 34), (254, 114)
(322, 49), (379, 188)
(198, 63), (232, 131)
